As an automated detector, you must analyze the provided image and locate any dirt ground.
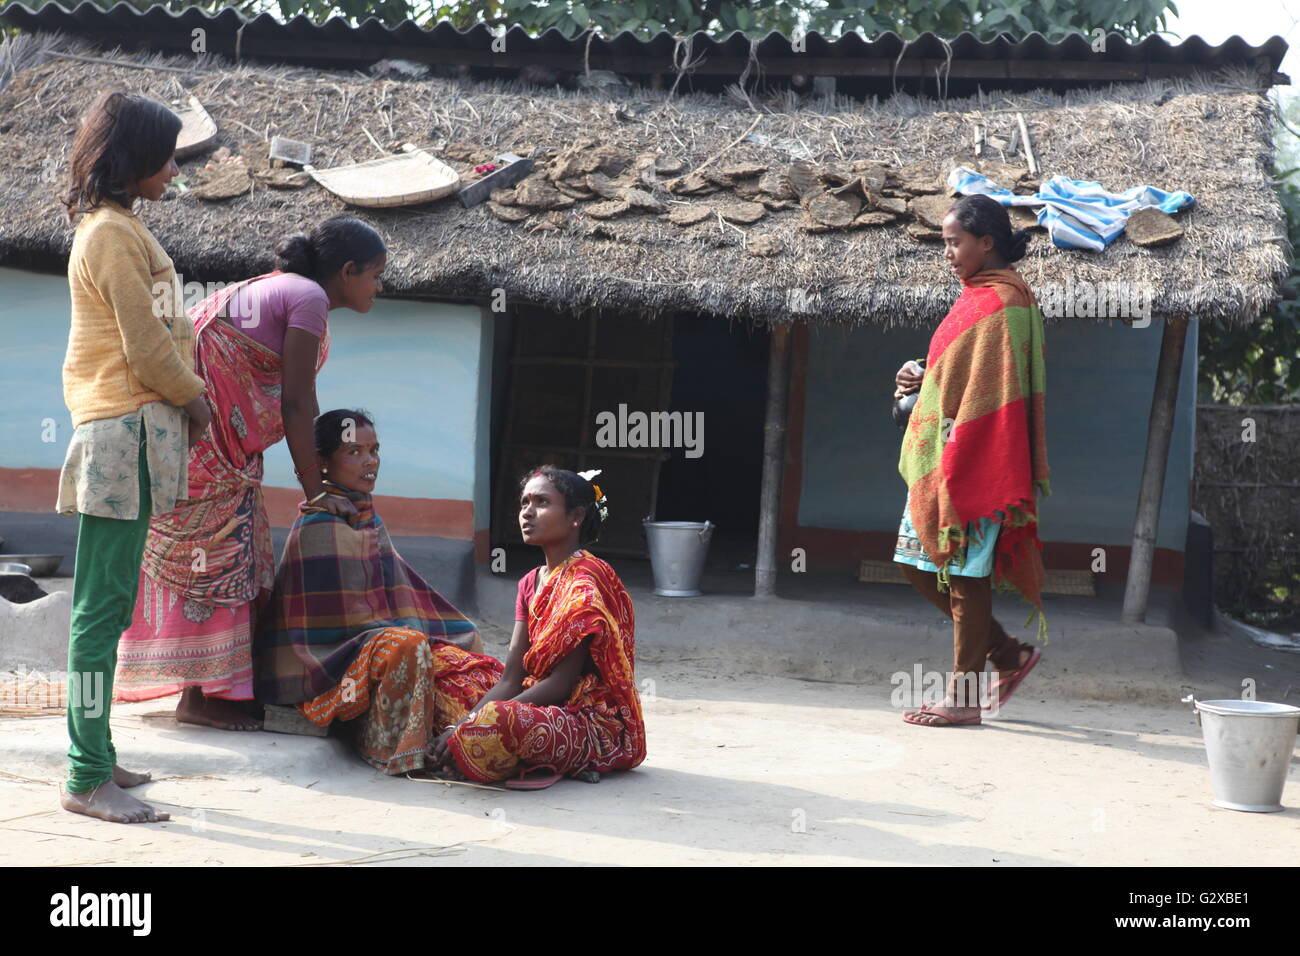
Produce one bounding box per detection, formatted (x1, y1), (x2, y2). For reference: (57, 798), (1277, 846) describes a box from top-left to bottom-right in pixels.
(2, 658), (1297, 866)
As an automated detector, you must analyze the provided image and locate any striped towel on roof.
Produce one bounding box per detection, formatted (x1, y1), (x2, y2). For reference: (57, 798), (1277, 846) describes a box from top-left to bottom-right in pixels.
(946, 166), (1194, 252)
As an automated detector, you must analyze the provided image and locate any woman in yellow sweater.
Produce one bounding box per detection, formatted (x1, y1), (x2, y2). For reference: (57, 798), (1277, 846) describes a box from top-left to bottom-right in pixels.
(57, 91), (211, 824)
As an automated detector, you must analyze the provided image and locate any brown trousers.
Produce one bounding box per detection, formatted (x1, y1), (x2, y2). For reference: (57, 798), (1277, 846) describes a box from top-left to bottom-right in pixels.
(902, 565), (1031, 707)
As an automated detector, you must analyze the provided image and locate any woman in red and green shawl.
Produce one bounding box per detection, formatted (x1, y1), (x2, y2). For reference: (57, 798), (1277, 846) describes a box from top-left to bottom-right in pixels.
(428, 465), (646, 789)
(893, 194), (1050, 728)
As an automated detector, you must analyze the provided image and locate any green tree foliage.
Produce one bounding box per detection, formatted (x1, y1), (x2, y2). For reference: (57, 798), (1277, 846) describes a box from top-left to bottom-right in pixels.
(1198, 173), (1300, 406)
(434, 0), (1177, 42)
(1, 0), (1178, 40)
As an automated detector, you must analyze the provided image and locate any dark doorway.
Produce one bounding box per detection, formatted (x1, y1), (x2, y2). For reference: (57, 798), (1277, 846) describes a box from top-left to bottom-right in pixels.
(491, 306), (676, 556)
(654, 315), (770, 568)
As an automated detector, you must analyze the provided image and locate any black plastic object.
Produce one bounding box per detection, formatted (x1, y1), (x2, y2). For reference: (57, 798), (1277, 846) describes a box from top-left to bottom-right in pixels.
(891, 360), (925, 428)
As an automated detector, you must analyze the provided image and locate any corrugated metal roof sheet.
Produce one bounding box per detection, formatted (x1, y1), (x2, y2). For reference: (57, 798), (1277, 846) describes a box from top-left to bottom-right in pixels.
(1, 1), (1289, 90)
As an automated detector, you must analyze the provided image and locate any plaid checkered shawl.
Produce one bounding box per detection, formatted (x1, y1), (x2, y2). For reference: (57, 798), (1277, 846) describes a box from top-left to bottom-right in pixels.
(253, 485), (480, 704)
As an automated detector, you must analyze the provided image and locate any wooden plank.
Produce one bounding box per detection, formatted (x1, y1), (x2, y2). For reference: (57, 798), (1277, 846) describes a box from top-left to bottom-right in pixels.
(1015, 112), (1038, 177)
(84, 32), (1246, 84)
(860, 559), (1097, 596)
(1121, 317), (1189, 624)
(490, 310), (525, 551)
(649, 313), (676, 526)
(754, 324), (791, 597)
(510, 357), (677, 368)
(220, 43), (1210, 82)
(578, 313), (597, 472)
(1197, 481), (1300, 489)
(506, 443), (670, 461)
(1195, 404), (1300, 412)
(457, 153), (533, 209)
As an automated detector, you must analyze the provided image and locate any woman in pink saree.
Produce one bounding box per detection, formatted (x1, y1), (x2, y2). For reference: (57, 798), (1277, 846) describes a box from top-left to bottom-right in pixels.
(114, 216), (387, 730)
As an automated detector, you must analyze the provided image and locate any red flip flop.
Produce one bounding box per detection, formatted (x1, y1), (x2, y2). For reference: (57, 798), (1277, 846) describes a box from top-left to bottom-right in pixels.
(504, 766), (564, 790)
(985, 647), (1042, 713)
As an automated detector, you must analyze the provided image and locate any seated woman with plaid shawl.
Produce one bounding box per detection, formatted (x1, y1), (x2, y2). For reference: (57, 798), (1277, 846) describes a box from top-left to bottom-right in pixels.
(252, 409), (498, 774)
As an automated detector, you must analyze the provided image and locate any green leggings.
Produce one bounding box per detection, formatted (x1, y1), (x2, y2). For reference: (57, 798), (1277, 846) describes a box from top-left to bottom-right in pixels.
(65, 433), (152, 793)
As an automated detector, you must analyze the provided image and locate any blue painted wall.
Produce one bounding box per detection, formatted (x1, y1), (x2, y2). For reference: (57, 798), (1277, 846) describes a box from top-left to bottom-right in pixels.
(0, 267), (75, 471)
(799, 316), (1197, 550)
(261, 296), (483, 501)
(0, 266), (485, 506)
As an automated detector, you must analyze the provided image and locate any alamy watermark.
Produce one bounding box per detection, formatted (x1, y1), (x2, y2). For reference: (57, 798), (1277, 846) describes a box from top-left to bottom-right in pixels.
(1, 668), (102, 715)
(49, 886), (151, 936)
(594, 403), (704, 459)
(151, 274), (262, 328)
(1036, 278), (1152, 325)
(890, 664), (1002, 710)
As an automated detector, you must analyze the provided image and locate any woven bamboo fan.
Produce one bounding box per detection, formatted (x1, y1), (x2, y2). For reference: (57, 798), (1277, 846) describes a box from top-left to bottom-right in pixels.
(304, 143), (460, 207)
(174, 96), (218, 159)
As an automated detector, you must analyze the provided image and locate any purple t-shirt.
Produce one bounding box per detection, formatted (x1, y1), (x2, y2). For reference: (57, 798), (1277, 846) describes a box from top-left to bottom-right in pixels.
(223, 272), (328, 353)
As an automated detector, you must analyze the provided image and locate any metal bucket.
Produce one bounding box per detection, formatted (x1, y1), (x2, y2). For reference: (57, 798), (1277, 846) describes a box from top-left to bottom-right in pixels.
(643, 520), (714, 597)
(1187, 697), (1300, 812)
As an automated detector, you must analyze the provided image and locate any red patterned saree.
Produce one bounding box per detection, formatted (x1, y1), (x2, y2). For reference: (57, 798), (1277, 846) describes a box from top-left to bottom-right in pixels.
(448, 551), (646, 783)
(115, 271), (329, 701)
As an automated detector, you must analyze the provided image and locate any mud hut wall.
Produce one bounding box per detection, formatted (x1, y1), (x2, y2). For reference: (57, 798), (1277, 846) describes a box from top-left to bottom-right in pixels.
(793, 316), (1197, 569)
(0, 265), (490, 609)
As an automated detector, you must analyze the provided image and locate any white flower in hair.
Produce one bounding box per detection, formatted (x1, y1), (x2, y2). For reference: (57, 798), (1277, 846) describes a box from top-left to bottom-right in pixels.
(578, 469), (609, 521)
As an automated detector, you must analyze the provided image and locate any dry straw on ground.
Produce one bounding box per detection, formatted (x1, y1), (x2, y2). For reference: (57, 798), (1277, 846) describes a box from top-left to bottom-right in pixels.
(0, 30), (1287, 326)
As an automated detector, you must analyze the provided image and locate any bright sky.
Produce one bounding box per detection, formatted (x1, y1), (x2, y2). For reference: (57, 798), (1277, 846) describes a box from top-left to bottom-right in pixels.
(1165, 0), (1298, 161)
(1165, 0), (1298, 76)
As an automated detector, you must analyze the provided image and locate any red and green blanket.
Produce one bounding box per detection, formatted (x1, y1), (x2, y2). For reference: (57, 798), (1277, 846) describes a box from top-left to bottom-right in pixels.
(899, 268), (1051, 635)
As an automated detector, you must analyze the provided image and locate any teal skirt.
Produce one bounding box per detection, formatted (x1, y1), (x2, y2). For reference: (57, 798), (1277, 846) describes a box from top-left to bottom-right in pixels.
(893, 492), (999, 578)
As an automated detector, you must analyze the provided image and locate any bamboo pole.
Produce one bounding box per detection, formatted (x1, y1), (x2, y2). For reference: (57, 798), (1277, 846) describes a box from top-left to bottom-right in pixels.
(755, 323), (792, 597)
(1121, 316), (1190, 624)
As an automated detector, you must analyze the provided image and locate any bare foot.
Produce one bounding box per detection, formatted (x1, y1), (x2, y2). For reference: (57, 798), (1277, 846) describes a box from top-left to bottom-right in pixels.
(61, 781), (170, 823)
(436, 762), (468, 781)
(112, 765), (151, 788)
(176, 687), (263, 731)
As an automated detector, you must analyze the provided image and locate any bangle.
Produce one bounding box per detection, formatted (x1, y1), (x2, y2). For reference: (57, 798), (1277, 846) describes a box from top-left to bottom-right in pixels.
(307, 491), (329, 505)
(294, 463), (320, 480)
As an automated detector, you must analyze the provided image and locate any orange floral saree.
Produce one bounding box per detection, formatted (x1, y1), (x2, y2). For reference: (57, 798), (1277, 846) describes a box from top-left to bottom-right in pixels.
(299, 626), (502, 775)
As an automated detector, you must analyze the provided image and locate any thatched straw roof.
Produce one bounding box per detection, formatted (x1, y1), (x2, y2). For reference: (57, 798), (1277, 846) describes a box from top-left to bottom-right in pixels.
(0, 31), (1288, 325)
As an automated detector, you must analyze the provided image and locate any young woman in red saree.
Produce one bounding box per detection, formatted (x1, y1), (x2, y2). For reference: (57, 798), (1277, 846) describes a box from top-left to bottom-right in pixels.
(113, 218), (387, 730)
(428, 466), (646, 788)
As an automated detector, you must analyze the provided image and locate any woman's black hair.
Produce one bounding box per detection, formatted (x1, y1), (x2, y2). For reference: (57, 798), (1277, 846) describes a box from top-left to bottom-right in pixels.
(949, 194), (1031, 264)
(63, 91), (182, 221)
(274, 215), (387, 284)
(314, 408), (375, 459)
(519, 465), (602, 546)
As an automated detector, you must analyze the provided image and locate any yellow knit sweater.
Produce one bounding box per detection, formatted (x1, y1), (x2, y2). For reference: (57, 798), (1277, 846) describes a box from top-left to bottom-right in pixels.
(63, 198), (205, 427)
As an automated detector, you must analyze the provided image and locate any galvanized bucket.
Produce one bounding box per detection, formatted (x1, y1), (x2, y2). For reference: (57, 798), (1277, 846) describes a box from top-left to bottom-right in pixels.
(1186, 696), (1300, 812)
(643, 520), (714, 597)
